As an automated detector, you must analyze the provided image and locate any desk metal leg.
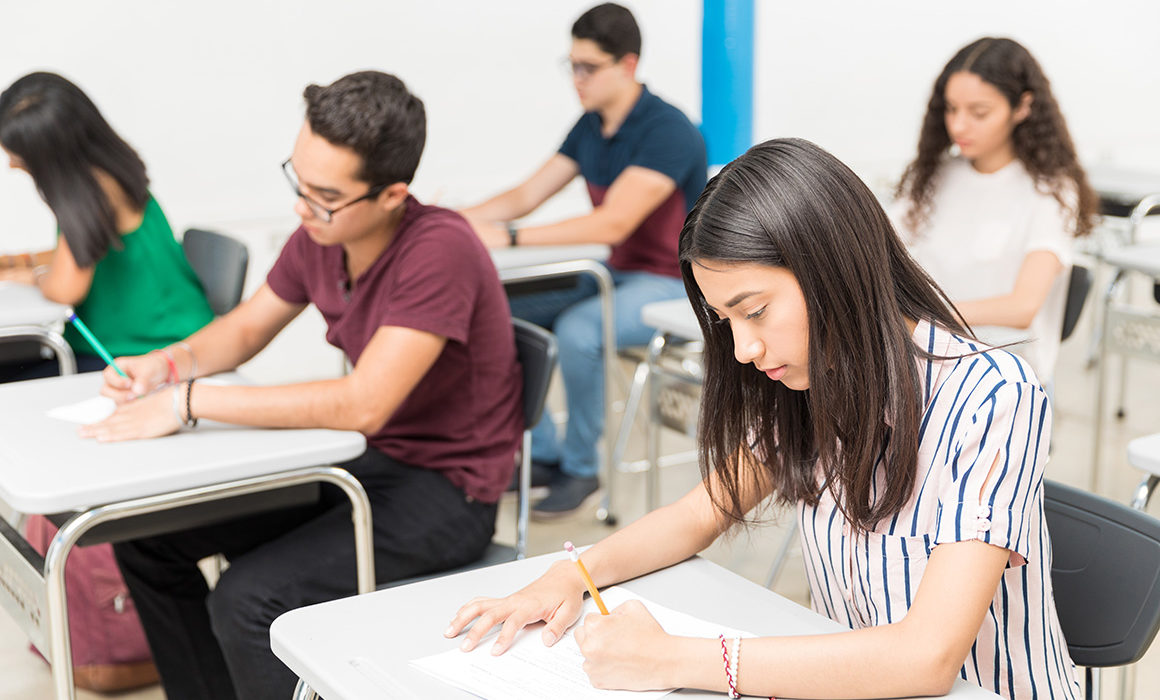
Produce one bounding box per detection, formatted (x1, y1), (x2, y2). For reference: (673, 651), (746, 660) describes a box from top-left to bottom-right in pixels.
(0, 326), (76, 375)
(1091, 270), (1127, 493)
(498, 261), (619, 525)
(43, 466), (373, 700)
(644, 332), (669, 513)
(292, 678), (320, 700)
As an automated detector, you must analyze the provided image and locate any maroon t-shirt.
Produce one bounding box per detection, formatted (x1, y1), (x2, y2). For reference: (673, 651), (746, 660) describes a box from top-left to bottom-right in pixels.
(266, 196), (523, 503)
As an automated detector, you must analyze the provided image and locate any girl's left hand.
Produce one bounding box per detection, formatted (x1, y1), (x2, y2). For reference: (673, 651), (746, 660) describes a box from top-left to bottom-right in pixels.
(79, 386), (180, 442)
(573, 600), (676, 691)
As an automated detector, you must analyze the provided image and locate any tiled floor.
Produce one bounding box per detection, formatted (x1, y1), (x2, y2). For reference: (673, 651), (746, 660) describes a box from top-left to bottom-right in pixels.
(3, 265), (1159, 699)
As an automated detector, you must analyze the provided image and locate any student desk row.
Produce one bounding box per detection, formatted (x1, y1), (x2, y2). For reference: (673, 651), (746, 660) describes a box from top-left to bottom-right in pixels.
(0, 373), (372, 700)
(0, 282), (76, 374)
(271, 551), (1002, 700)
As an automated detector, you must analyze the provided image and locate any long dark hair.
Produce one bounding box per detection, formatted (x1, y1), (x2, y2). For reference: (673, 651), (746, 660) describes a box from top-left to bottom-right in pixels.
(897, 37), (1097, 238)
(681, 138), (970, 532)
(0, 72), (149, 267)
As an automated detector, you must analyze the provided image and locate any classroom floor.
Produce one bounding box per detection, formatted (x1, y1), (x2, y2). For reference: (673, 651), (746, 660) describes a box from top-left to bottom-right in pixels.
(3, 270), (1159, 699)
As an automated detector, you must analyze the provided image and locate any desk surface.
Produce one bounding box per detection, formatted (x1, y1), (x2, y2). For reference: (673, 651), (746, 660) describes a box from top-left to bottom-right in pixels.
(1087, 164), (1160, 207)
(1102, 242), (1160, 277)
(271, 553), (999, 700)
(641, 298), (701, 341)
(0, 373), (367, 513)
(0, 282), (72, 327)
(491, 244), (610, 271)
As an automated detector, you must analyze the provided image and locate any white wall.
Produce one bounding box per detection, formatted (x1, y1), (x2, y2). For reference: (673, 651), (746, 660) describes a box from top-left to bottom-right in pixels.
(754, 0), (1160, 192)
(3, 0), (1158, 378)
(1, 0), (700, 253)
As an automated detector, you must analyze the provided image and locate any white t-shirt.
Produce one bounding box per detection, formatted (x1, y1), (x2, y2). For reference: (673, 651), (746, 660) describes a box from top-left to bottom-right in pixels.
(891, 157), (1074, 384)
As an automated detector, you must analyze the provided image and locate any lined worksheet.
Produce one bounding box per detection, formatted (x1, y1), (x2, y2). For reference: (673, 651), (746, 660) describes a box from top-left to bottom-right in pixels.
(411, 586), (752, 699)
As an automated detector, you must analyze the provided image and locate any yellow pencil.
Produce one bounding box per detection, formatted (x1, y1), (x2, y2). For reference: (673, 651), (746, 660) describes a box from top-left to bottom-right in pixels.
(564, 541), (608, 615)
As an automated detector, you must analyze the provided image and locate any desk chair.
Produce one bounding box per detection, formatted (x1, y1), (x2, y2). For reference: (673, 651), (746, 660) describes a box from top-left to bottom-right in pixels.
(182, 228), (249, 315)
(380, 320), (556, 590)
(1063, 265), (1094, 342)
(1045, 480), (1160, 700)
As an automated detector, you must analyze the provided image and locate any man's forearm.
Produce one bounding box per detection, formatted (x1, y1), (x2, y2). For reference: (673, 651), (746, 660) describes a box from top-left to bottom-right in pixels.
(187, 379), (383, 433)
(462, 187), (537, 223)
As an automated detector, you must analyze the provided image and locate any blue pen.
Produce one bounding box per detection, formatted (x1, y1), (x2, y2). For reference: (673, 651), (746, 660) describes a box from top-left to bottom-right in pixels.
(67, 312), (128, 378)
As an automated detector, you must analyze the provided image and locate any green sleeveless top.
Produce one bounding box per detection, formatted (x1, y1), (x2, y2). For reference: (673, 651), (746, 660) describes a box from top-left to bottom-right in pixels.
(65, 197), (215, 358)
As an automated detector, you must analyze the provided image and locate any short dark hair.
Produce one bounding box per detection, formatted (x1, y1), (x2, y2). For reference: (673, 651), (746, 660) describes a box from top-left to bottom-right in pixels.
(572, 3), (641, 60)
(302, 71), (426, 187)
(0, 71), (149, 268)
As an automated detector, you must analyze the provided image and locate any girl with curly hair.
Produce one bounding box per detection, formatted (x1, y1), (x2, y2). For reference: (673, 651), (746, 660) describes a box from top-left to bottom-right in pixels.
(894, 37), (1097, 386)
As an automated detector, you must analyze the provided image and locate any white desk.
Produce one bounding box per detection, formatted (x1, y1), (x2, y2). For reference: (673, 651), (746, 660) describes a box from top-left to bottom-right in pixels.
(1087, 165), (1160, 219)
(641, 298), (700, 341)
(0, 373), (372, 699)
(271, 552), (1000, 700)
(490, 245), (625, 524)
(0, 282), (75, 374)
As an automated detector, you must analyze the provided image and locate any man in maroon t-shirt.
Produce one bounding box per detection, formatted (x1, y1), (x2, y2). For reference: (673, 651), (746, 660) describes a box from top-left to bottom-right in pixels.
(82, 72), (523, 700)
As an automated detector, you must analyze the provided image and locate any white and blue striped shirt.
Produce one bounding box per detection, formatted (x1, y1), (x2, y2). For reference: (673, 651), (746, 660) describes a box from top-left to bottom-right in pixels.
(798, 320), (1080, 699)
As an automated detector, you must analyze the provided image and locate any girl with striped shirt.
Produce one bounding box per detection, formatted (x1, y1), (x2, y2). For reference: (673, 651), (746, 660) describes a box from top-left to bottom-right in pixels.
(447, 138), (1080, 699)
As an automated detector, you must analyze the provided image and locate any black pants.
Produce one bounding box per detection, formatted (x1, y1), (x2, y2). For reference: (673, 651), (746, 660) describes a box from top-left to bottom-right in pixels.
(113, 449), (497, 700)
(0, 351), (106, 382)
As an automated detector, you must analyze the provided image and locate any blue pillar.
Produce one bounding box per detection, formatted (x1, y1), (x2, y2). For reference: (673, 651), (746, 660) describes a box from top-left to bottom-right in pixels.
(701, 0), (754, 168)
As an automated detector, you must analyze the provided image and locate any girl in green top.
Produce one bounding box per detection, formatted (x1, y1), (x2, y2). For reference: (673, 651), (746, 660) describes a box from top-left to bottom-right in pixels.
(0, 72), (213, 381)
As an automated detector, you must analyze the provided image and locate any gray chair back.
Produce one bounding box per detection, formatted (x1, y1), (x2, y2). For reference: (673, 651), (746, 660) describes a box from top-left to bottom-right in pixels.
(182, 229), (249, 316)
(513, 319), (557, 431)
(1061, 265), (1092, 342)
(1045, 480), (1160, 696)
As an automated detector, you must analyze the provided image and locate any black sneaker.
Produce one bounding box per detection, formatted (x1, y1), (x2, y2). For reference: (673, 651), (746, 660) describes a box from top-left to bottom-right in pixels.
(507, 460), (559, 492)
(531, 474), (600, 521)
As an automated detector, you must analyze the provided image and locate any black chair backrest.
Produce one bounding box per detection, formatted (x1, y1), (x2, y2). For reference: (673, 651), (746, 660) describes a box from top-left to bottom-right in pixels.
(1061, 265), (1093, 342)
(1045, 480), (1160, 667)
(512, 319), (557, 431)
(182, 229), (249, 316)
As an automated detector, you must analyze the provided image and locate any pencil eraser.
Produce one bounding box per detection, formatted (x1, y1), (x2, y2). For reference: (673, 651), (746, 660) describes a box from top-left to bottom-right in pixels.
(563, 541), (575, 552)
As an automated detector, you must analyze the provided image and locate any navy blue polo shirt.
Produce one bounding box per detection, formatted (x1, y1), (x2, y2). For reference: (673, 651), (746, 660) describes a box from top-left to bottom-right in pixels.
(559, 85), (707, 278)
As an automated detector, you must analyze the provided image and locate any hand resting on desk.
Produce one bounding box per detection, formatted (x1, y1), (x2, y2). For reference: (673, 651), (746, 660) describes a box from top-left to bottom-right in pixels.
(79, 384), (181, 442)
(446, 559), (588, 655)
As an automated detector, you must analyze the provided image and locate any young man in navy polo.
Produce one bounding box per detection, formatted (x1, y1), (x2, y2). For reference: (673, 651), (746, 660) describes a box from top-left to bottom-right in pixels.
(461, 3), (707, 518)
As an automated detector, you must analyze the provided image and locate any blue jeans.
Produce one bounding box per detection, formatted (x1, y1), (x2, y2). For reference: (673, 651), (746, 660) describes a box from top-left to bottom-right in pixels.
(509, 266), (687, 479)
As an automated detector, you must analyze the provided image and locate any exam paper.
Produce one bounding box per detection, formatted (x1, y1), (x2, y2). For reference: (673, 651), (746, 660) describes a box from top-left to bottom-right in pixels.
(411, 586), (752, 700)
(46, 396), (116, 424)
(44, 377), (233, 425)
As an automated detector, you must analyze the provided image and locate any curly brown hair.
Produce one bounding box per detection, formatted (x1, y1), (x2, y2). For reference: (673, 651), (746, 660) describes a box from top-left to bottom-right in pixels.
(896, 37), (1097, 238)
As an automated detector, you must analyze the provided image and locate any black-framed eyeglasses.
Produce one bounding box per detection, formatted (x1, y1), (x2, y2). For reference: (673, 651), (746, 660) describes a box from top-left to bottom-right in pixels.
(281, 159), (386, 223)
(560, 56), (617, 80)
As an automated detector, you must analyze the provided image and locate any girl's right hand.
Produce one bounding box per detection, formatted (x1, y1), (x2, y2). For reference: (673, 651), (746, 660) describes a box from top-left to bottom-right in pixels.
(443, 560), (588, 656)
(99, 353), (171, 404)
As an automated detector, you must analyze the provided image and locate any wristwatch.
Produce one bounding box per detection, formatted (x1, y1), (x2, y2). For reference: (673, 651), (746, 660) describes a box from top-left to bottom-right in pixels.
(505, 222), (519, 247)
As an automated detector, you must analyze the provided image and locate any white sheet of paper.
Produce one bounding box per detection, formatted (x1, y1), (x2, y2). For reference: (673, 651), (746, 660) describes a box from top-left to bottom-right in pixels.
(44, 377), (233, 425)
(410, 586), (753, 700)
(46, 396), (116, 424)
